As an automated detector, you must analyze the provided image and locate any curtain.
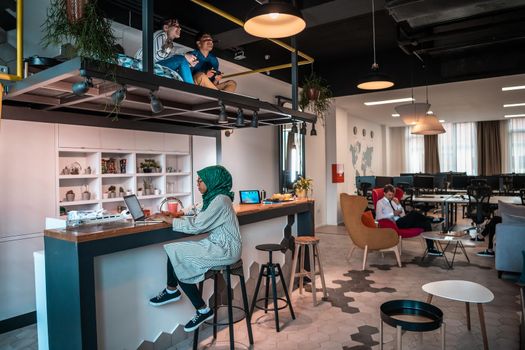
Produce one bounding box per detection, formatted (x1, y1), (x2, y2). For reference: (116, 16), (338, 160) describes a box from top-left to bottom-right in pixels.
(438, 122), (478, 175)
(404, 126), (424, 173)
(477, 121), (502, 175)
(509, 117), (525, 173)
(424, 135), (440, 173)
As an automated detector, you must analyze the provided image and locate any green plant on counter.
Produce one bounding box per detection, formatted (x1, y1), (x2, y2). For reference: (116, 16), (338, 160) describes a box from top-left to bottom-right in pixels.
(293, 176), (313, 191)
(42, 0), (117, 63)
(299, 72), (333, 126)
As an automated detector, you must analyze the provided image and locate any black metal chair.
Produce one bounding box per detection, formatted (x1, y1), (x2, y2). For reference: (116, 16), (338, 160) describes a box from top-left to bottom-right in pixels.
(193, 259), (253, 350)
(465, 184), (493, 235)
(520, 189), (525, 206)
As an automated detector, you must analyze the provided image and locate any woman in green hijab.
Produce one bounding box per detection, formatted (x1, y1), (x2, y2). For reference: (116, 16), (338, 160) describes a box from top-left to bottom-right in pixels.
(149, 165), (241, 332)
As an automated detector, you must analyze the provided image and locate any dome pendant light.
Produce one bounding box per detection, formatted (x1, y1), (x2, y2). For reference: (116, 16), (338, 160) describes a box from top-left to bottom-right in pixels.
(411, 85), (445, 135)
(357, 0), (394, 90)
(244, 1), (306, 39)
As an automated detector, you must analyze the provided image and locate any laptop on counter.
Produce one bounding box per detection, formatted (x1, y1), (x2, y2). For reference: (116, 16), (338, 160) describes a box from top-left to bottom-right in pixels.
(123, 194), (165, 224)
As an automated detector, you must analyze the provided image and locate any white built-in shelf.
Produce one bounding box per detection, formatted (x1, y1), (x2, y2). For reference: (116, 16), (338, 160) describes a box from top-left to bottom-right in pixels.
(166, 172), (191, 176)
(59, 199), (99, 206)
(101, 174), (134, 178)
(101, 197), (126, 203)
(136, 173), (163, 177)
(59, 174), (98, 179)
(138, 194), (164, 200)
(166, 192), (192, 197)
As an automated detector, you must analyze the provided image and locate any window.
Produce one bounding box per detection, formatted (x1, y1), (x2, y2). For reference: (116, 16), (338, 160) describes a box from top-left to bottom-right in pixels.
(509, 117), (525, 173)
(438, 122), (477, 175)
(404, 127), (424, 173)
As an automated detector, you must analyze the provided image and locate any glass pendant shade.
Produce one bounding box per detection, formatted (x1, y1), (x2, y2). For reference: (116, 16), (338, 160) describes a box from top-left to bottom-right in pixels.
(411, 114), (445, 135)
(395, 102), (431, 125)
(244, 2), (306, 38)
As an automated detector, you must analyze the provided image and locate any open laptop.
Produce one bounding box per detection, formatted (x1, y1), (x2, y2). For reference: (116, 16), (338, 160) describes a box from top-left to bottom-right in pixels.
(123, 194), (164, 223)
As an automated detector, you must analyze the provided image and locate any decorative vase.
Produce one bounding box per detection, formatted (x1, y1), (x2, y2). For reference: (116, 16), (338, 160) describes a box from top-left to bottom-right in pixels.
(296, 189), (307, 199)
(81, 192), (90, 200)
(137, 190), (143, 196)
(66, 193), (75, 202)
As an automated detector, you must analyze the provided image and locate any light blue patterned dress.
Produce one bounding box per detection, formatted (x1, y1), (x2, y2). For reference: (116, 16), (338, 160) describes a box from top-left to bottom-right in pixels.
(163, 195), (242, 284)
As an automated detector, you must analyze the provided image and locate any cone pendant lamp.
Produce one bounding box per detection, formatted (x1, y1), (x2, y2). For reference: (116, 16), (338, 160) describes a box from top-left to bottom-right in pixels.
(411, 114), (445, 135)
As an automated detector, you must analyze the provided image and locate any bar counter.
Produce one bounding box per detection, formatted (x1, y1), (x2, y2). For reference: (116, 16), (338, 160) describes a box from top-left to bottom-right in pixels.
(42, 199), (314, 350)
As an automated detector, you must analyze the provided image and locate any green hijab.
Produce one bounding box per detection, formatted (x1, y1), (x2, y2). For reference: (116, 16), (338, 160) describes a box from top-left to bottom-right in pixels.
(197, 165), (234, 211)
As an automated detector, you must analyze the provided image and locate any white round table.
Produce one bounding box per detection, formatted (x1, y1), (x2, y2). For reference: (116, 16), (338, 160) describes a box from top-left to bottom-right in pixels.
(422, 280), (494, 350)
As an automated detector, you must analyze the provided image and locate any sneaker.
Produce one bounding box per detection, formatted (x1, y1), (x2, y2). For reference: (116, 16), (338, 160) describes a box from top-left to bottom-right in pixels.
(432, 217), (444, 223)
(470, 236), (485, 242)
(477, 249), (495, 257)
(184, 309), (214, 332)
(149, 288), (181, 306)
(428, 249), (444, 257)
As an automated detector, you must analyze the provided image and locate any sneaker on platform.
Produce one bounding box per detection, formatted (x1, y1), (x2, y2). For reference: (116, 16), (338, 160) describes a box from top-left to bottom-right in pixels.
(428, 249), (444, 257)
(476, 249), (495, 257)
(149, 288), (181, 306)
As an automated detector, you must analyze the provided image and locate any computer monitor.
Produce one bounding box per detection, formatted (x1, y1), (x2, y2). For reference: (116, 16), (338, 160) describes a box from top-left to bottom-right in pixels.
(375, 176), (394, 188)
(485, 176), (501, 191)
(356, 176), (376, 189)
(393, 176), (413, 187)
(413, 175), (434, 189)
(513, 175), (525, 190)
(433, 174), (447, 189)
(451, 175), (471, 190)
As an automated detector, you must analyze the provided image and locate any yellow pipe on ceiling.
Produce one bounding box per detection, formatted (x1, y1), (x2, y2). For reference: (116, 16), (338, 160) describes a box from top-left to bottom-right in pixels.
(189, 0), (314, 79)
(0, 0), (23, 82)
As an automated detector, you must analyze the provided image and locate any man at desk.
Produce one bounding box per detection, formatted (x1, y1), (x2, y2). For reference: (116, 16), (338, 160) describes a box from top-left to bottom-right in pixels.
(376, 185), (443, 256)
(191, 32), (237, 92)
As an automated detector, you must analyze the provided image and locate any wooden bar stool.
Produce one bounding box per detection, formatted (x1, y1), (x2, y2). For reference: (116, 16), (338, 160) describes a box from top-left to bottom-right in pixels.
(289, 236), (328, 306)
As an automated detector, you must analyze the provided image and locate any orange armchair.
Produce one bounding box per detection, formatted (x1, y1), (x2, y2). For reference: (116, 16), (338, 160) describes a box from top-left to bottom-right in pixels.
(340, 194), (402, 270)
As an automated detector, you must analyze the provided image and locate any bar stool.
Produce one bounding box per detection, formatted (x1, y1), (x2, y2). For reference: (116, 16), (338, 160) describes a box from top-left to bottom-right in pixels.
(250, 244), (296, 332)
(193, 259), (253, 350)
(289, 236), (328, 306)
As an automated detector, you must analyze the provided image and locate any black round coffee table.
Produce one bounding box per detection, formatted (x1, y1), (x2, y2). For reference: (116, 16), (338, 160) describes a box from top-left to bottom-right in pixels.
(379, 300), (445, 349)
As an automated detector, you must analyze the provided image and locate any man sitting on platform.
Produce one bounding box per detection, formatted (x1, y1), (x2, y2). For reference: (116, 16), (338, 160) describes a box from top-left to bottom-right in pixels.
(191, 32), (237, 92)
(376, 184), (443, 256)
(135, 18), (197, 84)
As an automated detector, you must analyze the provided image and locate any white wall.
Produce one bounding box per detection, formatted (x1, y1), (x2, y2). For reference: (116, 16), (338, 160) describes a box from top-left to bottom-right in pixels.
(387, 126), (405, 176)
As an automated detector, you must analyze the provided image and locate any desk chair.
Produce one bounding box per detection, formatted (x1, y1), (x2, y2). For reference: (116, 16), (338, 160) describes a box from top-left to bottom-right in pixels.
(465, 184), (492, 236)
(520, 189), (525, 206)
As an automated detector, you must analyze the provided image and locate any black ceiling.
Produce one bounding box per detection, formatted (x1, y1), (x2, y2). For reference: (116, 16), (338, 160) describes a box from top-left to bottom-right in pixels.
(100, 0), (525, 97)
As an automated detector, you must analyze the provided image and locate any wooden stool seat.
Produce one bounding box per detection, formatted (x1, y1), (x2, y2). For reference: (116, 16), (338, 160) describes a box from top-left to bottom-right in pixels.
(295, 236), (320, 244)
(290, 235), (328, 306)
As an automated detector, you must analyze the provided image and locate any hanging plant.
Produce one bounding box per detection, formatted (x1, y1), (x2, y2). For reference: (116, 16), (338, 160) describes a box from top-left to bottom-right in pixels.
(42, 0), (117, 63)
(299, 72), (333, 126)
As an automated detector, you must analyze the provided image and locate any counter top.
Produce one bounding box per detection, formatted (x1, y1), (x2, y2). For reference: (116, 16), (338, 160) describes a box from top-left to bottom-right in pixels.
(45, 198), (314, 243)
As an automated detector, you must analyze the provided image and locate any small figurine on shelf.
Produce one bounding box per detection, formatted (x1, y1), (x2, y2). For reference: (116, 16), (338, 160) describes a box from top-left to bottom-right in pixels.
(119, 186), (125, 197)
(120, 159), (127, 174)
(108, 185), (116, 198)
(65, 190), (75, 202)
(107, 158), (117, 174)
(85, 166), (92, 175)
(101, 159), (108, 174)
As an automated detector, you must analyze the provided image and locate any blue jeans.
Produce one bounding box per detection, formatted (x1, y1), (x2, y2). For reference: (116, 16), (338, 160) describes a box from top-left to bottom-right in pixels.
(158, 55), (194, 84)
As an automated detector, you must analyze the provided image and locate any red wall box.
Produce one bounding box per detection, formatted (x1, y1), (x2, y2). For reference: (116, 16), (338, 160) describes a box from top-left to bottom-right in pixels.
(332, 164), (344, 183)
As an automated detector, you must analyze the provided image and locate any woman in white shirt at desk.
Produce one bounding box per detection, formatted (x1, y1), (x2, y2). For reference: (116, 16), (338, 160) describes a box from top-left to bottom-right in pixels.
(376, 184), (442, 256)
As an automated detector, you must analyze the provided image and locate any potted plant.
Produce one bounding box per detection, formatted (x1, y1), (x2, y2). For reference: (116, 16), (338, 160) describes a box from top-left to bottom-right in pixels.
(293, 176), (313, 199)
(140, 159), (160, 173)
(66, 189), (75, 202)
(299, 72), (333, 126)
(42, 0), (117, 63)
(108, 185), (116, 198)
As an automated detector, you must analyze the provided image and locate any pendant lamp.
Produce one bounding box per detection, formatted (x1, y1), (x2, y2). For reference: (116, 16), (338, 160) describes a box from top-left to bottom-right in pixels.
(395, 102), (430, 125)
(357, 0), (394, 90)
(411, 114), (445, 135)
(244, 1), (306, 39)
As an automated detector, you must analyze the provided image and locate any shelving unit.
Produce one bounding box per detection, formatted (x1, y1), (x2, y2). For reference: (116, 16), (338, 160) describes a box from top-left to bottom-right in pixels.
(57, 145), (193, 215)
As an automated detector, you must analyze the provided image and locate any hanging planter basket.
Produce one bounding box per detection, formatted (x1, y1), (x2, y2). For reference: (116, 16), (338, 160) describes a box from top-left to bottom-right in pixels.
(66, 0), (88, 23)
(307, 88), (320, 101)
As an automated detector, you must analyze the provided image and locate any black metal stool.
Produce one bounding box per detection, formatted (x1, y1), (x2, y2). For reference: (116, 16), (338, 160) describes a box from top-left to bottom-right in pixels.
(193, 259), (253, 350)
(250, 244), (296, 332)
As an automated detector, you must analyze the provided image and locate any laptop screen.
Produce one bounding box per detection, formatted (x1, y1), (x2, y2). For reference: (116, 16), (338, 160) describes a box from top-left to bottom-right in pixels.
(123, 194), (145, 221)
(239, 190), (261, 204)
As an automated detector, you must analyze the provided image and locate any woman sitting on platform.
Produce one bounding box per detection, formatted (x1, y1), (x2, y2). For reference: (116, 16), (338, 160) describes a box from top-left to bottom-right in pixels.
(149, 165), (241, 332)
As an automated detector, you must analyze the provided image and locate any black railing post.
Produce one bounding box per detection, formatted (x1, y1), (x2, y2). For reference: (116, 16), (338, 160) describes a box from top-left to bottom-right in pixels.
(142, 0), (154, 73)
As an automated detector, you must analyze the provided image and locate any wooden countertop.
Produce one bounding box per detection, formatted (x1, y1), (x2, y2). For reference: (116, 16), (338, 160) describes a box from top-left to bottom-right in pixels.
(45, 198), (314, 243)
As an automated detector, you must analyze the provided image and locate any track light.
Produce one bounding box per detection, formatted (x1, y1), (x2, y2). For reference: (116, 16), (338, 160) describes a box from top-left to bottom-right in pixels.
(218, 101), (228, 124)
(251, 111), (259, 128)
(111, 85), (127, 105)
(310, 122), (317, 136)
(149, 90), (164, 114)
(290, 121), (298, 133)
(235, 108), (245, 127)
(300, 122), (307, 135)
(72, 77), (93, 96)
